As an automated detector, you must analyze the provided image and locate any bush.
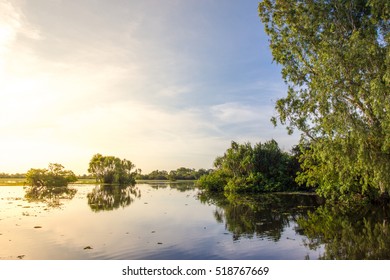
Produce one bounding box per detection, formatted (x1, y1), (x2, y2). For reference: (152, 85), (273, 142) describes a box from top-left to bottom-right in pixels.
(88, 154), (137, 185)
(26, 163), (77, 189)
(196, 170), (227, 192)
(196, 140), (301, 193)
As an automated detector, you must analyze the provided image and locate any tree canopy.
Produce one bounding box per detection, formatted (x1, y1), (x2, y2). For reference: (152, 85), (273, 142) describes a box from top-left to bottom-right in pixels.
(259, 0), (389, 201)
(25, 163), (77, 189)
(88, 154), (137, 185)
(197, 140), (301, 193)
(136, 168), (211, 181)
(25, 163), (77, 204)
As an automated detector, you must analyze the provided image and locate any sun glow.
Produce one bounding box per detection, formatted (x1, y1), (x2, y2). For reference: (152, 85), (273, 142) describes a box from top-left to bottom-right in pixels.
(0, 0), (298, 175)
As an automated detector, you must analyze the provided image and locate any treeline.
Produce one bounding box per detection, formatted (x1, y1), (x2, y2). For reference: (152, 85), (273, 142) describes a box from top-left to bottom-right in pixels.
(0, 173), (26, 178)
(196, 139), (306, 193)
(136, 167), (212, 181)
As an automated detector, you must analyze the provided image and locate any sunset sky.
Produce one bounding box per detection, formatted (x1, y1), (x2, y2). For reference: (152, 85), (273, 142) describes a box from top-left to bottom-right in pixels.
(0, 0), (300, 175)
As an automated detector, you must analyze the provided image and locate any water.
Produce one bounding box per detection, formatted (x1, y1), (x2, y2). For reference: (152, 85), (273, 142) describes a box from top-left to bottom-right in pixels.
(1, 182), (389, 260)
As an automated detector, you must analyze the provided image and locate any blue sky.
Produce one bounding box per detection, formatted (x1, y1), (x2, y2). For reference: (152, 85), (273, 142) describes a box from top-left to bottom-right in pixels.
(0, 0), (300, 174)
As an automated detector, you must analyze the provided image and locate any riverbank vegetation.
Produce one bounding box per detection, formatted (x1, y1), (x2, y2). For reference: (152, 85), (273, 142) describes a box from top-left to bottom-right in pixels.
(136, 167), (212, 181)
(1, 1), (388, 207)
(24, 163), (77, 204)
(196, 140), (304, 193)
(258, 0), (389, 203)
(25, 163), (77, 189)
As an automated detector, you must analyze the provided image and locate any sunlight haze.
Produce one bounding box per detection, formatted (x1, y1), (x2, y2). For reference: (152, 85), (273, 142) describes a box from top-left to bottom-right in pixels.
(0, 0), (299, 175)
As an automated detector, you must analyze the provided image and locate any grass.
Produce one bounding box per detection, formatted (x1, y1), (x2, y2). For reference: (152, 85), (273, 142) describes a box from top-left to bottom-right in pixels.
(0, 177), (98, 186)
(0, 178), (26, 186)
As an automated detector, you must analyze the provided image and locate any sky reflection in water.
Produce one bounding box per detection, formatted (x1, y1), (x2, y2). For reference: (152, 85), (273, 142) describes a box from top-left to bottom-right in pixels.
(0, 182), (338, 259)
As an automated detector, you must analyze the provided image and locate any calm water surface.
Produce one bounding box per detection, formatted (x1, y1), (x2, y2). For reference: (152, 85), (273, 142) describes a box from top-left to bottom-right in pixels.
(1, 182), (389, 260)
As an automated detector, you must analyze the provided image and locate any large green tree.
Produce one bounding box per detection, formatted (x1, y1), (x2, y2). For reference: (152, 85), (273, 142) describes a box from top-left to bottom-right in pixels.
(25, 163), (77, 204)
(88, 154), (137, 185)
(259, 0), (389, 201)
(197, 140), (300, 193)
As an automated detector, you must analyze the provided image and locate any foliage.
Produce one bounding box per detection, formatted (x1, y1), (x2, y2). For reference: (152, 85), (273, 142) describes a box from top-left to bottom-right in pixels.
(88, 154), (137, 185)
(259, 0), (390, 201)
(196, 140), (301, 193)
(0, 172), (25, 178)
(138, 169), (169, 180)
(136, 168), (212, 181)
(25, 163), (77, 189)
(298, 204), (390, 259)
(24, 163), (77, 206)
(168, 167), (210, 180)
(196, 169), (227, 192)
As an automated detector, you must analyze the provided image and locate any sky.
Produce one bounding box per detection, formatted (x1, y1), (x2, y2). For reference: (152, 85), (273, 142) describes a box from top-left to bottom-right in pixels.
(0, 0), (300, 175)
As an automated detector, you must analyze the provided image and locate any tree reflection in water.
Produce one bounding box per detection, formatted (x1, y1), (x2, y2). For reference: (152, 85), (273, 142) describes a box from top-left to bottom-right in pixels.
(149, 181), (196, 192)
(24, 185), (77, 208)
(198, 191), (322, 241)
(87, 184), (141, 212)
(297, 204), (390, 259)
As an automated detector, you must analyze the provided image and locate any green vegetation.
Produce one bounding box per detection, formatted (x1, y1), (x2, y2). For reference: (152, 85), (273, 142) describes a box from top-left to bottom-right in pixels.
(24, 163), (77, 204)
(0, 172), (25, 178)
(0, 178), (26, 186)
(259, 0), (389, 202)
(298, 204), (390, 259)
(196, 140), (302, 193)
(136, 167), (211, 181)
(25, 163), (77, 189)
(0, 173), (26, 186)
(88, 154), (138, 185)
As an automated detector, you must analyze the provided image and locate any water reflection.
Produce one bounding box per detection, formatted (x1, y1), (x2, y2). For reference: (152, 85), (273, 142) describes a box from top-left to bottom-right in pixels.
(298, 204), (390, 259)
(199, 191), (323, 241)
(87, 184), (141, 212)
(149, 181), (196, 192)
(24, 185), (77, 207)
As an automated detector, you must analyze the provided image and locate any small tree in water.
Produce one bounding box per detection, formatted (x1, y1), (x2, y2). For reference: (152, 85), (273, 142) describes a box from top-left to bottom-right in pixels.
(88, 154), (137, 185)
(25, 163), (77, 204)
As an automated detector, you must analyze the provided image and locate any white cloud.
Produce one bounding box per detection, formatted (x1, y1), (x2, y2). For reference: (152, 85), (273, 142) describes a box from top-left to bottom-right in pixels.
(210, 102), (266, 124)
(0, 0), (300, 175)
(157, 85), (192, 98)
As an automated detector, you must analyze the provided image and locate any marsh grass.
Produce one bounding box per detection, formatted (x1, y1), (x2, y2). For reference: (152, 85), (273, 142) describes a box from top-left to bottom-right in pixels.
(0, 177), (99, 186)
(0, 177), (26, 186)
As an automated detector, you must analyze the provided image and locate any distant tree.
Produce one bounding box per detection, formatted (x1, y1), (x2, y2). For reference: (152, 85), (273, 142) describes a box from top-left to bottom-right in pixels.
(136, 168), (211, 181)
(88, 154), (137, 185)
(0, 172), (25, 178)
(168, 167), (203, 180)
(24, 163), (77, 204)
(143, 170), (168, 180)
(26, 163), (77, 189)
